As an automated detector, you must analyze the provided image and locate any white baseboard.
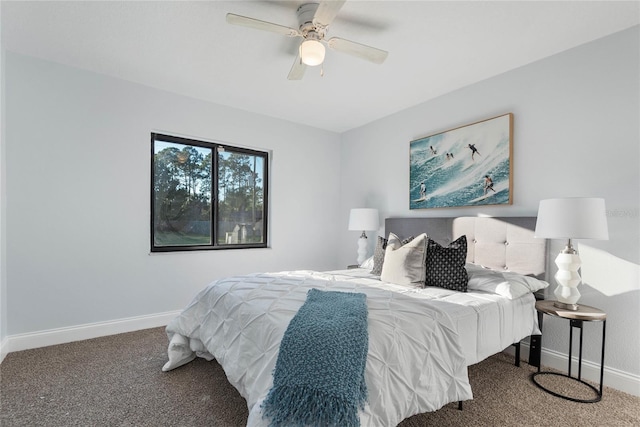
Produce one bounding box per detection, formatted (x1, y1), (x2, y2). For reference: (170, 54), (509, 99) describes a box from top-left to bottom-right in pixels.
(505, 342), (640, 397)
(0, 336), (8, 364)
(0, 310), (181, 363)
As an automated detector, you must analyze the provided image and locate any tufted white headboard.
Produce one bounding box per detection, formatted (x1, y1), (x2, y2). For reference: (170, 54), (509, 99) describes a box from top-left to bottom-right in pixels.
(385, 216), (547, 279)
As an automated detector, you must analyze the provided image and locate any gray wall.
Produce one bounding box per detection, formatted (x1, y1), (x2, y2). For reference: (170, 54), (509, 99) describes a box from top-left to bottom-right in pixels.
(339, 27), (639, 377)
(3, 52), (342, 336)
(0, 3), (7, 353)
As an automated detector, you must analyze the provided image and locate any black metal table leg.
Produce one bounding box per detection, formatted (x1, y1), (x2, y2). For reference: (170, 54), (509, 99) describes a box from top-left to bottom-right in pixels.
(530, 301), (606, 403)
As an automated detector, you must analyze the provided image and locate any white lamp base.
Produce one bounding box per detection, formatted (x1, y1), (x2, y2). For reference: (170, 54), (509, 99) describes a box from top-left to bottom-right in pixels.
(553, 251), (582, 310)
(356, 232), (368, 266)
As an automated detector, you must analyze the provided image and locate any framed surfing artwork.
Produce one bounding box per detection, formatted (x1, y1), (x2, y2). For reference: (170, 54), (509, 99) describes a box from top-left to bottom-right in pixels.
(409, 113), (513, 209)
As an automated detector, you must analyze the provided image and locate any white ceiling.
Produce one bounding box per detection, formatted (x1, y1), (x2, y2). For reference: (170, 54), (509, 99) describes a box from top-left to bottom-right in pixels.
(2, 1), (638, 133)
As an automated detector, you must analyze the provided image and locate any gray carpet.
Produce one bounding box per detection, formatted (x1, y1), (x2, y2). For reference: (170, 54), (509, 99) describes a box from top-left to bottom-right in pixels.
(1, 327), (638, 426)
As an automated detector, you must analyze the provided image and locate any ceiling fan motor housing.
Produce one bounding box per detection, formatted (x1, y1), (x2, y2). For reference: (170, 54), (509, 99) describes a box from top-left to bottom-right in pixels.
(297, 3), (319, 26)
(297, 3), (326, 40)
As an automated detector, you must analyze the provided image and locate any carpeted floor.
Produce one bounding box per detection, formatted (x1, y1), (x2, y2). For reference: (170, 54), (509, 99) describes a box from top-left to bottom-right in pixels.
(1, 327), (638, 426)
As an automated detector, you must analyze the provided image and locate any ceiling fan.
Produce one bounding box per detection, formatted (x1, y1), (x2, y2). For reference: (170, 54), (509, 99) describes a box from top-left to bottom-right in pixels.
(226, 0), (388, 80)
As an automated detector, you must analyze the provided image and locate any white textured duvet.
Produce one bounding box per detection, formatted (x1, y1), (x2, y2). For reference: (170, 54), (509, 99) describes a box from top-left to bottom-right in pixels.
(164, 269), (539, 426)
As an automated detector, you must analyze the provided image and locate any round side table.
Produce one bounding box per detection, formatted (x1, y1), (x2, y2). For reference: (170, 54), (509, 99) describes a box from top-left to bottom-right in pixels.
(531, 300), (606, 403)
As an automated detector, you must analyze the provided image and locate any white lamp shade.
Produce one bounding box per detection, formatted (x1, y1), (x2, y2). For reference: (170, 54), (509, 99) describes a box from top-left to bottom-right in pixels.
(348, 208), (379, 231)
(535, 197), (609, 240)
(300, 40), (325, 66)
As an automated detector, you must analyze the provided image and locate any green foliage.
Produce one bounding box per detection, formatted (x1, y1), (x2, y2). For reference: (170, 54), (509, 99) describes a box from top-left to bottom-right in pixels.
(218, 151), (264, 226)
(154, 145), (211, 239)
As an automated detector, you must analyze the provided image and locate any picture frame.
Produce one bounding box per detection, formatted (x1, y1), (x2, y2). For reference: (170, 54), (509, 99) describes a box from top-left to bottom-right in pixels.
(409, 113), (513, 209)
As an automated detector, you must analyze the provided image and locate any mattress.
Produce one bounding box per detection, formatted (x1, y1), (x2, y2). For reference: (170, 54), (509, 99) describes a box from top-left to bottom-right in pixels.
(332, 267), (541, 366)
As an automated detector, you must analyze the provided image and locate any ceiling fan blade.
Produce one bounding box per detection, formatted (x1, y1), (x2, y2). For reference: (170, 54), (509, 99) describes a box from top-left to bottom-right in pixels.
(226, 13), (300, 37)
(287, 54), (307, 80)
(327, 37), (388, 64)
(313, 0), (347, 27)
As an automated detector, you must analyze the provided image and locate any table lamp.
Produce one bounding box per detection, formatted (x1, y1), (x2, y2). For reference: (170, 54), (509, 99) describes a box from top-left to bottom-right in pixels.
(534, 197), (608, 310)
(348, 208), (379, 266)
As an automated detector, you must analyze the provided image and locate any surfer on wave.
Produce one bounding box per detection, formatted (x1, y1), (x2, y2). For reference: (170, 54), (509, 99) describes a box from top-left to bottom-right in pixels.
(484, 175), (495, 195)
(420, 182), (426, 198)
(468, 144), (481, 160)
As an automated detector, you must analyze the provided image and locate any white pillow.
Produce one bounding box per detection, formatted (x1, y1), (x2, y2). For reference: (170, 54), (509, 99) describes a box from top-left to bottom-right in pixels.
(380, 232), (428, 287)
(466, 263), (549, 299)
(360, 256), (375, 270)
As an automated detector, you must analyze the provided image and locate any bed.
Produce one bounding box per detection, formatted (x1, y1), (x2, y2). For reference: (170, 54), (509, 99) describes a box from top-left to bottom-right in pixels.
(163, 216), (549, 426)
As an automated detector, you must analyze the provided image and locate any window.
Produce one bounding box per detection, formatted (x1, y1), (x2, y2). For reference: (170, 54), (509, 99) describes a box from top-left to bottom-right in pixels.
(151, 133), (268, 252)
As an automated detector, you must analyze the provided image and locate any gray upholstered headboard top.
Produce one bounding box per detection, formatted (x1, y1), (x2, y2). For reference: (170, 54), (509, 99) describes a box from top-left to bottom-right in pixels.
(385, 217), (547, 279)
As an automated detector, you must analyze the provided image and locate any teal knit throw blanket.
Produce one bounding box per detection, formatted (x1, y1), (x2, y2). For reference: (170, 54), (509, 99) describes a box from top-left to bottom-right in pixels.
(262, 288), (369, 427)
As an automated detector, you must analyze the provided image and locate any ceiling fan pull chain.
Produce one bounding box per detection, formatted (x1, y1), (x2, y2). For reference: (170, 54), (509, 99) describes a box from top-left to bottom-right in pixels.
(320, 63), (325, 77)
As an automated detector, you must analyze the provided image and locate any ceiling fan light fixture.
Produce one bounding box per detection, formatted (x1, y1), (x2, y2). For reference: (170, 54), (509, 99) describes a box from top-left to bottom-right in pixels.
(300, 39), (325, 66)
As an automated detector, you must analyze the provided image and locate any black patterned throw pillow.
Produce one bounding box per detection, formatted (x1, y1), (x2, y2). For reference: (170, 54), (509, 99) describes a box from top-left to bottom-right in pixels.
(425, 235), (469, 292)
(370, 236), (388, 275)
